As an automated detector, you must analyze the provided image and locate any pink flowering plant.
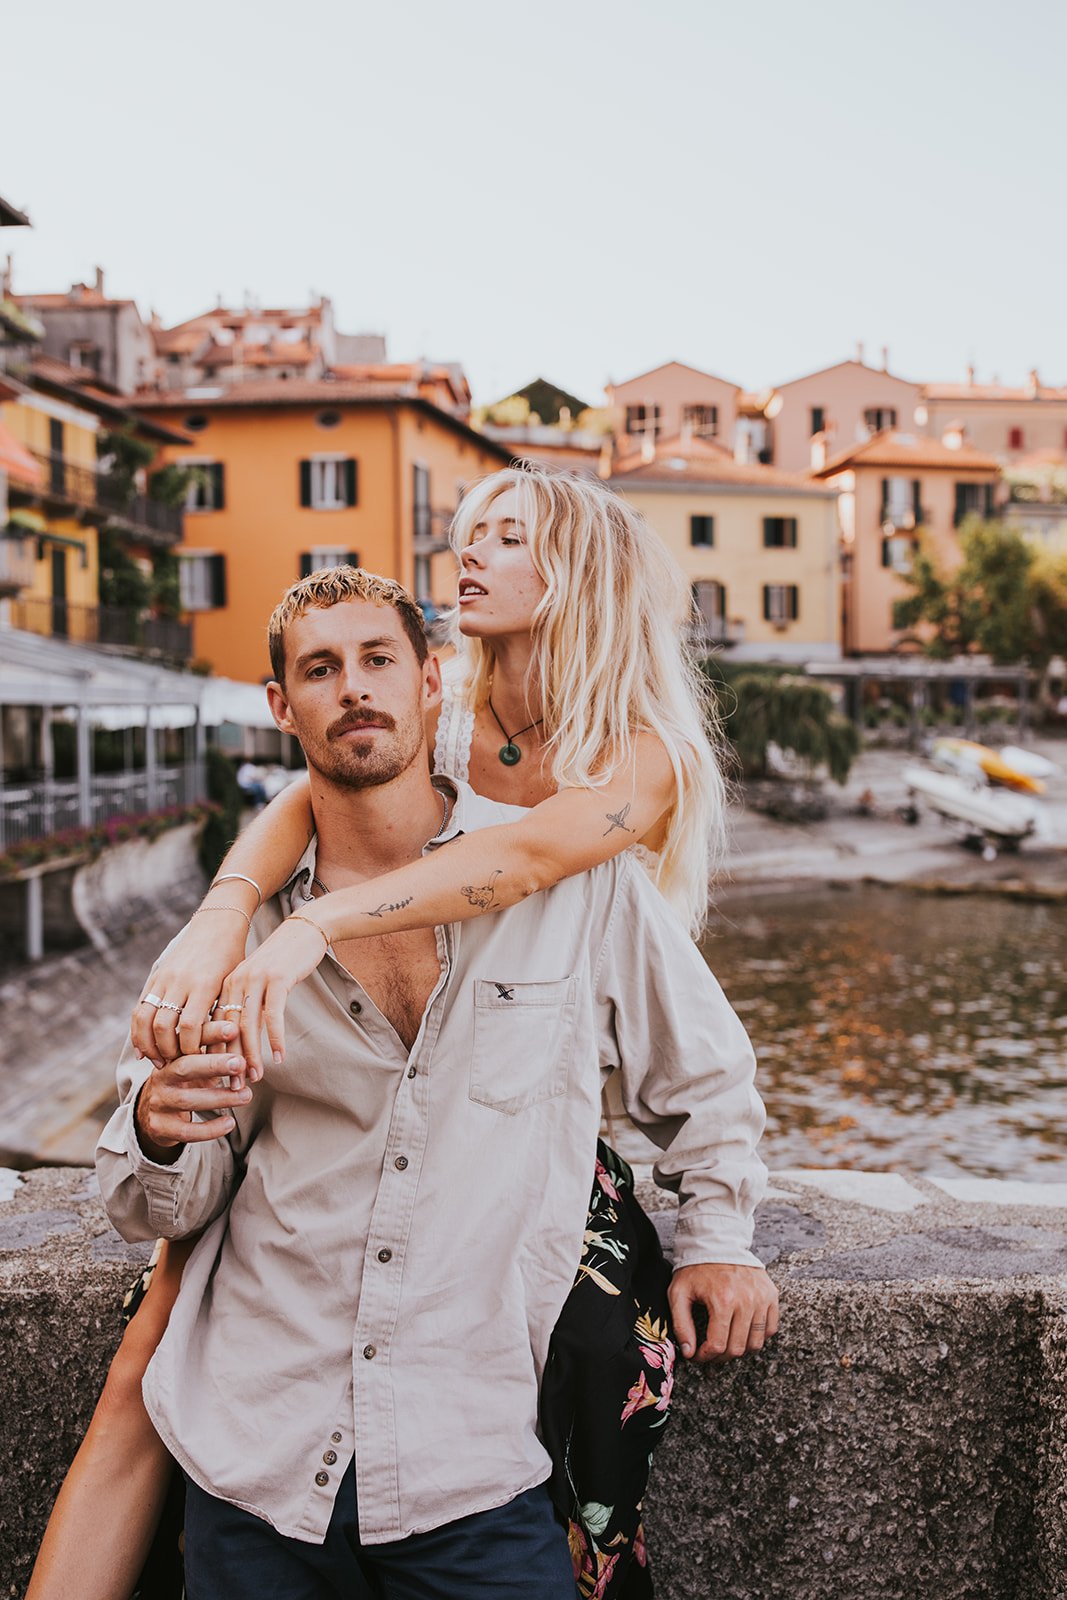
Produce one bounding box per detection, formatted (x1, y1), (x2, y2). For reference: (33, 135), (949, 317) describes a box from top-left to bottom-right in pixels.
(0, 802), (220, 880)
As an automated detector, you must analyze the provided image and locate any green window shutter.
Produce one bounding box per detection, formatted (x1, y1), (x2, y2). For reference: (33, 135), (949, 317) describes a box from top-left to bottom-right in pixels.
(787, 518), (797, 547)
(880, 479), (889, 518)
(954, 483), (967, 528)
(344, 459), (358, 507)
(299, 553), (313, 579)
(984, 483), (995, 518)
(912, 481), (922, 523)
(208, 554), (227, 607)
(345, 549), (360, 568)
(788, 585), (799, 620)
(211, 463), (226, 510)
(299, 461), (312, 507)
(762, 585), (771, 620)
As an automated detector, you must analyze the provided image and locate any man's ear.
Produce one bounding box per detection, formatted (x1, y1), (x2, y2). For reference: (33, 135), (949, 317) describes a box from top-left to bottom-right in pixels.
(266, 680), (297, 735)
(422, 652), (443, 710)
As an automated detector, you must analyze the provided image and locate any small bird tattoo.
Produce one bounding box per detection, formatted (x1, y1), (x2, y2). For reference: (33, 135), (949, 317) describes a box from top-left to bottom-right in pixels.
(603, 803), (636, 838)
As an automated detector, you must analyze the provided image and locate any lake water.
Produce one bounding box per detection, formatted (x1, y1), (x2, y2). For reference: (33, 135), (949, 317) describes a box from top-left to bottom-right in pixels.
(699, 885), (1067, 1179)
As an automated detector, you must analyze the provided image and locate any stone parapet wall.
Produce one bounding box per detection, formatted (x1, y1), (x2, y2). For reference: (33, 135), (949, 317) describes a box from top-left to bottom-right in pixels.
(2, 1166), (1066, 1599)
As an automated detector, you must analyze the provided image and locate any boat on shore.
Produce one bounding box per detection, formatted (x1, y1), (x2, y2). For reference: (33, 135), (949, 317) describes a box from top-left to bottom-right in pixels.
(903, 764), (1038, 859)
(932, 738), (1046, 794)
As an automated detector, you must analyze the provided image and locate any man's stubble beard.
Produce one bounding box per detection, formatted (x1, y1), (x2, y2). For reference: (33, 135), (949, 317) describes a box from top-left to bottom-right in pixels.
(298, 707), (426, 792)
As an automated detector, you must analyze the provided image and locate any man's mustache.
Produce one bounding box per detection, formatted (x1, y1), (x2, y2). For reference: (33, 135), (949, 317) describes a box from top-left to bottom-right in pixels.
(327, 710), (397, 739)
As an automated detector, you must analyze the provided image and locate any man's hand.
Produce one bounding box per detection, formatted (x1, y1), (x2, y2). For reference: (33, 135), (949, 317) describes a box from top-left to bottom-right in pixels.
(668, 1262), (779, 1362)
(134, 1019), (252, 1165)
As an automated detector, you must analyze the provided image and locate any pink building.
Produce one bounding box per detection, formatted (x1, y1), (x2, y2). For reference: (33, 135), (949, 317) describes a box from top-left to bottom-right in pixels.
(757, 352), (922, 473)
(920, 371), (1067, 463)
(605, 361), (741, 449)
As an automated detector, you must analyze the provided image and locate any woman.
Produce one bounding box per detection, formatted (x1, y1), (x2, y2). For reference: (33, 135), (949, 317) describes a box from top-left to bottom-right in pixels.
(30, 465), (758, 1600)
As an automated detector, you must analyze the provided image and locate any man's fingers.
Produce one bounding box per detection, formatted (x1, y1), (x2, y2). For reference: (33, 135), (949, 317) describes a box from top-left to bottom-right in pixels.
(667, 1283), (697, 1359)
(145, 1114), (237, 1146)
(199, 1019), (239, 1050)
(696, 1310), (733, 1364)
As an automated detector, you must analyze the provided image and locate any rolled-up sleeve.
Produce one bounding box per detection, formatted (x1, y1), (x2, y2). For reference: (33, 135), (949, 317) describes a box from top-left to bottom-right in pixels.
(95, 1039), (239, 1242)
(595, 858), (767, 1269)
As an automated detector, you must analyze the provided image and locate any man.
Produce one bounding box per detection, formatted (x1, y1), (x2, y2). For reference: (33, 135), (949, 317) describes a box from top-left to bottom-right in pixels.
(97, 567), (775, 1599)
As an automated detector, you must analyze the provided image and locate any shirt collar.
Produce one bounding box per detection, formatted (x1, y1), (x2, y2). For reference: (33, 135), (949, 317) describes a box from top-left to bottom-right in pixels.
(280, 775), (467, 909)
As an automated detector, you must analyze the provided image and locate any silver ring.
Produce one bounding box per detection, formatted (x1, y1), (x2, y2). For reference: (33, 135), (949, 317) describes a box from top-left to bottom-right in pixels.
(156, 1000), (184, 1012)
(142, 992), (165, 1008)
(220, 1003), (245, 1013)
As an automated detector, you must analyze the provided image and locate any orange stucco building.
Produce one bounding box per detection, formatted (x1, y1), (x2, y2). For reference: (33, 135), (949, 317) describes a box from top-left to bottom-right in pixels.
(811, 432), (1001, 654)
(133, 381), (511, 683)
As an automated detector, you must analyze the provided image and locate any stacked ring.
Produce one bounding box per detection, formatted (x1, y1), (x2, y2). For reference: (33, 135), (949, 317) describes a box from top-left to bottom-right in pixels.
(142, 993), (165, 1008)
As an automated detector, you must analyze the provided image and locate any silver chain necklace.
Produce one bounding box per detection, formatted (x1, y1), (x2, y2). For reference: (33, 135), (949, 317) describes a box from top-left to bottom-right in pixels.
(312, 789), (451, 897)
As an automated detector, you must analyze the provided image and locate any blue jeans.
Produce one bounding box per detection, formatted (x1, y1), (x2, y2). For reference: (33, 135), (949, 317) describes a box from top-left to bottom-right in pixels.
(182, 1463), (575, 1600)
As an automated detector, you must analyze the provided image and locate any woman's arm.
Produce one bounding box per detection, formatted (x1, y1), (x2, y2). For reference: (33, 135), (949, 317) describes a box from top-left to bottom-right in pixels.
(223, 733), (676, 1071)
(130, 774), (315, 1062)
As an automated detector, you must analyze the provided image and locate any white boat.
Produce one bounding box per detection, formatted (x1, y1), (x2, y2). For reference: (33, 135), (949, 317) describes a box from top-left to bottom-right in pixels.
(999, 745), (1060, 782)
(902, 765), (1037, 859)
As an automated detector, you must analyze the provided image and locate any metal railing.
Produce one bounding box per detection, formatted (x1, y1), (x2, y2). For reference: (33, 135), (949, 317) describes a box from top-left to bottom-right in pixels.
(22, 449), (183, 543)
(413, 507), (456, 549)
(8, 596), (193, 662)
(0, 767), (197, 850)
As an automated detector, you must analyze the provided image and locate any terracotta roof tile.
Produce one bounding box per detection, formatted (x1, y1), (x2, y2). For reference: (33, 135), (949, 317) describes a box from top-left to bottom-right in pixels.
(814, 430), (1000, 476)
(923, 381), (1067, 403)
(610, 434), (830, 492)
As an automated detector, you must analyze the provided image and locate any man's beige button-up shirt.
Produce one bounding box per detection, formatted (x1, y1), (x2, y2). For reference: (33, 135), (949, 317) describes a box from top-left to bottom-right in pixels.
(97, 780), (766, 1546)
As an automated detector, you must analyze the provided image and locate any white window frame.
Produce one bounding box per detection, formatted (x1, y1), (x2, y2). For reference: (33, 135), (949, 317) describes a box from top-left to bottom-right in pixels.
(309, 453), (350, 510)
(308, 545), (351, 570)
(882, 534), (915, 574)
(865, 407), (898, 433)
(184, 458), (223, 513)
(179, 552), (218, 611)
(765, 583), (797, 625)
(683, 403), (719, 438)
(883, 476), (914, 525)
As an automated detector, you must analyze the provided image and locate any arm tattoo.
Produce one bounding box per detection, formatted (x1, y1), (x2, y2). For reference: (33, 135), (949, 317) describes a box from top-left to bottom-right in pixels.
(364, 896), (414, 920)
(603, 803), (636, 838)
(461, 869), (503, 912)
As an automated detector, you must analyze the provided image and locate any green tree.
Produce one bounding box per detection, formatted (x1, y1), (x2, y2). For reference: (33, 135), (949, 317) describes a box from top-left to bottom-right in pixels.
(703, 662), (860, 783)
(892, 519), (1041, 664)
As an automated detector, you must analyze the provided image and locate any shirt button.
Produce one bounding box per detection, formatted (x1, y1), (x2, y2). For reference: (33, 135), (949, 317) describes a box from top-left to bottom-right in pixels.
(331, 1431), (342, 1444)
(377, 1247), (393, 1263)
(349, 1000), (362, 1016)
(322, 1450), (338, 1466)
(363, 1344), (377, 1360)
(406, 1065), (416, 1079)
(315, 1471), (330, 1487)
(394, 1155), (408, 1171)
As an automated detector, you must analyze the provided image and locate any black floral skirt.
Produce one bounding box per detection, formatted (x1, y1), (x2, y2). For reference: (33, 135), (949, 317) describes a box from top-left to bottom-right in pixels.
(128, 1140), (675, 1600)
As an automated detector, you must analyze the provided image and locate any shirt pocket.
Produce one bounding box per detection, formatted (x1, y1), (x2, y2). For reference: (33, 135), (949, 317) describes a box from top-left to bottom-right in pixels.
(469, 976), (577, 1115)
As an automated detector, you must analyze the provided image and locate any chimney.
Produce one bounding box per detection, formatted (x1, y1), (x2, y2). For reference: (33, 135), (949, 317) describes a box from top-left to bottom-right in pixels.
(810, 434), (828, 471)
(94, 266), (105, 295)
(598, 439), (614, 480)
(966, 364), (975, 386)
(855, 341), (865, 365)
(1, 254), (11, 297)
(881, 346), (889, 372)
(942, 423), (965, 451)
(1028, 367), (1041, 395)
(641, 435), (656, 465)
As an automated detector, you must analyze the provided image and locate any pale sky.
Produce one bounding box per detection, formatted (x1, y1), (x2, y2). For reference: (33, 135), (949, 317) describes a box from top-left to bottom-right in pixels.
(5, 0), (1066, 407)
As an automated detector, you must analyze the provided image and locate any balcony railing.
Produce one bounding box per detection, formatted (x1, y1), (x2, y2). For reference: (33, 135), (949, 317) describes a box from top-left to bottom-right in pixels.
(7, 595), (192, 663)
(19, 449), (183, 545)
(0, 532), (37, 597)
(0, 767), (197, 850)
(413, 506), (456, 551)
(687, 618), (746, 649)
(881, 507), (929, 532)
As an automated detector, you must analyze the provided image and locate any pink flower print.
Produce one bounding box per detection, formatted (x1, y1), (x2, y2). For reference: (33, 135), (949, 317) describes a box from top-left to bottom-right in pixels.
(621, 1370), (657, 1425)
(594, 1159), (620, 1201)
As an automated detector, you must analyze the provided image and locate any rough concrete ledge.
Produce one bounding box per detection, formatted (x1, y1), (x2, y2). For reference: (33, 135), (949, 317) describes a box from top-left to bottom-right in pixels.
(1, 1167), (1066, 1600)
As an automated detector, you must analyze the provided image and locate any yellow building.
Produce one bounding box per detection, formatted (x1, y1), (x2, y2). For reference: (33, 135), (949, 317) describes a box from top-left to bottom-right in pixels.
(133, 379), (512, 682)
(609, 434), (842, 661)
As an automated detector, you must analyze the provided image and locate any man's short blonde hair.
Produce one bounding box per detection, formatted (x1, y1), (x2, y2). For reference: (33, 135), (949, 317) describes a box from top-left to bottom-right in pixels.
(268, 565), (429, 683)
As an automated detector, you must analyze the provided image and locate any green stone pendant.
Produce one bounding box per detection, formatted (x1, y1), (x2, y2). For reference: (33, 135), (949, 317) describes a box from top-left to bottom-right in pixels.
(499, 743), (522, 766)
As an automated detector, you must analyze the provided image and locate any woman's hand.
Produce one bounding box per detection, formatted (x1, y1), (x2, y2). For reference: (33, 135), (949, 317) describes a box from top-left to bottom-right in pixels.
(132, 911), (249, 1065)
(217, 913), (330, 1076)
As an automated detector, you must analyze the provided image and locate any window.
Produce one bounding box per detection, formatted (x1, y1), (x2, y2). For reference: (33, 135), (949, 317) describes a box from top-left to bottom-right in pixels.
(316, 410), (342, 429)
(864, 408), (897, 433)
(299, 548), (359, 578)
(762, 517), (798, 548)
(184, 414), (209, 433)
(881, 477), (922, 528)
(810, 407), (825, 436)
(179, 552), (227, 611)
(689, 515), (714, 548)
(299, 456), (358, 510)
(1008, 427), (1024, 450)
(683, 404), (718, 438)
(185, 462), (225, 512)
(67, 342), (100, 373)
(763, 584), (799, 624)
(692, 580), (727, 632)
(881, 534), (916, 573)
(624, 404), (661, 438)
(954, 482), (995, 527)
(413, 464), (431, 539)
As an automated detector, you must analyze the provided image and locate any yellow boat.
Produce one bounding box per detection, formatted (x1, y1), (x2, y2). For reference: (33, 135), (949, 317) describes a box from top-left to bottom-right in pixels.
(933, 738), (1046, 795)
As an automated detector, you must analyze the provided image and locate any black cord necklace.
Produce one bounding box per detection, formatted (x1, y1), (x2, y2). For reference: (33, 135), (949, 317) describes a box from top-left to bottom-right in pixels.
(488, 695), (544, 766)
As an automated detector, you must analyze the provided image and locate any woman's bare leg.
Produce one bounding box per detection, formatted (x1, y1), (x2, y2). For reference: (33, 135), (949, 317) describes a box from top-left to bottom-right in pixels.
(26, 1238), (194, 1600)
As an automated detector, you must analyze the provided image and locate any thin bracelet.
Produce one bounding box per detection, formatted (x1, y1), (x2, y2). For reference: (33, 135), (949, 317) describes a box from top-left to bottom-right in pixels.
(193, 904), (252, 930)
(287, 912), (329, 952)
(210, 872), (263, 910)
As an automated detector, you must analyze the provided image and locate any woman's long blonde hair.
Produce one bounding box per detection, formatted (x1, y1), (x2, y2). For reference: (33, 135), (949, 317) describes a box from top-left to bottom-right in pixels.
(448, 463), (729, 935)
